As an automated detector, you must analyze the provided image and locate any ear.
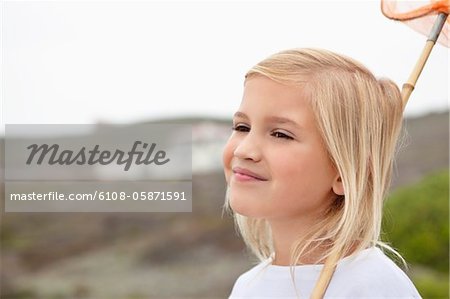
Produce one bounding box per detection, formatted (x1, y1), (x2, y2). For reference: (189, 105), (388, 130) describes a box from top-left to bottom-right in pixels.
(332, 175), (344, 196)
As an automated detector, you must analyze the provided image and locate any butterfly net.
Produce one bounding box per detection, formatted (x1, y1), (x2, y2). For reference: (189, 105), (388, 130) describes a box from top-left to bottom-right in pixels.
(381, 0), (450, 47)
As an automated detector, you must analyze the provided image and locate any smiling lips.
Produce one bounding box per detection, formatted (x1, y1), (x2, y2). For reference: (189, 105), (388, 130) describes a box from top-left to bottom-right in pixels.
(232, 167), (268, 182)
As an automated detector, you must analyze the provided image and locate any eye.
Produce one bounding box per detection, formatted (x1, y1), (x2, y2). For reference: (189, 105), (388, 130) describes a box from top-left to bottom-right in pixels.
(271, 131), (293, 140)
(232, 124), (250, 132)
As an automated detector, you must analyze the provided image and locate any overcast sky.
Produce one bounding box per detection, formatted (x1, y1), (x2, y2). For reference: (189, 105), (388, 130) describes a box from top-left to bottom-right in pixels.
(1, 0), (449, 134)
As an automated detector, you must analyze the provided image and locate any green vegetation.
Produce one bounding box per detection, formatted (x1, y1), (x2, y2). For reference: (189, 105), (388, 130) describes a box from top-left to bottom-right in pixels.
(383, 169), (449, 298)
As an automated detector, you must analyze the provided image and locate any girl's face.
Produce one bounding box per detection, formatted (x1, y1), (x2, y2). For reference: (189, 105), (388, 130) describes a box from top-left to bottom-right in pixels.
(222, 75), (342, 221)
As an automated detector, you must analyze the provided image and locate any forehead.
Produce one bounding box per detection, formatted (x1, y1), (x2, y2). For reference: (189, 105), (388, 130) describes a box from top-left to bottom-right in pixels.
(239, 76), (316, 127)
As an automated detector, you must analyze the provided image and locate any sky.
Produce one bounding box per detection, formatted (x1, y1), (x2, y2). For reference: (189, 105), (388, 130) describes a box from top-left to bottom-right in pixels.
(1, 0), (449, 134)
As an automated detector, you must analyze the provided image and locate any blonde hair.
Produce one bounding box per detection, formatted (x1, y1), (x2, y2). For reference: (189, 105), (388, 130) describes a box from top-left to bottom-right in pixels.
(224, 48), (406, 275)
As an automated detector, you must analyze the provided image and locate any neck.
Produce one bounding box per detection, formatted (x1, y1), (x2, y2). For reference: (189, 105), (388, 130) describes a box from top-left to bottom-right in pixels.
(268, 216), (327, 266)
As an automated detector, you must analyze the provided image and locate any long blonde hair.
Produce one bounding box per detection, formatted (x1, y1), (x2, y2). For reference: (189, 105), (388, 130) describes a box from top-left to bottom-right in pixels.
(224, 48), (406, 273)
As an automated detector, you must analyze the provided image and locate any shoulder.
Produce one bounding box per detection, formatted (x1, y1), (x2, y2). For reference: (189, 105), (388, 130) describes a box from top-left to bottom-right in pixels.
(228, 258), (306, 298)
(229, 258), (272, 292)
(328, 247), (422, 298)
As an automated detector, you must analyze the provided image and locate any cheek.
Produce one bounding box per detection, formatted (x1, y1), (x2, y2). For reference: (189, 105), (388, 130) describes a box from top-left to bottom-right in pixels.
(270, 147), (334, 209)
(277, 145), (331, 184)
(222, 136), (236, 183)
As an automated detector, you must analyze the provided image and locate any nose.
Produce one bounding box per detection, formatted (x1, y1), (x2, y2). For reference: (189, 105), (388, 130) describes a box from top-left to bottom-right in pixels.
(233, 132), (262, 162)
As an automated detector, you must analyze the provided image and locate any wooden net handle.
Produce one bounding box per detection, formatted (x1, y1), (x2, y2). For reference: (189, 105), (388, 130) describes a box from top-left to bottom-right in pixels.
(310, 250), (340, 299)
(401, 12), (448, 109)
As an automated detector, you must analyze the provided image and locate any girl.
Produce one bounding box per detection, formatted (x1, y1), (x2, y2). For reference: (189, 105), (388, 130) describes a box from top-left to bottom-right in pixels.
(222, 48), (421, 298)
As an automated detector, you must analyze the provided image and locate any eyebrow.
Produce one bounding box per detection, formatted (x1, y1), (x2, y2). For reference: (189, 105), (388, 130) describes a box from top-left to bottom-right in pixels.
(233, 111), (303, 130)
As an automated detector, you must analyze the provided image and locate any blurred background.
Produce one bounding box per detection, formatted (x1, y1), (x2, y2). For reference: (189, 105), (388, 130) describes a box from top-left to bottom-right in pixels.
(1, 1), (449, 298)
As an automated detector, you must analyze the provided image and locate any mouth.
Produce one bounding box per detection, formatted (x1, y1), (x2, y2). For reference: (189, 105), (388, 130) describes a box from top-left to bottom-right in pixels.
(232, 167), (268, 182)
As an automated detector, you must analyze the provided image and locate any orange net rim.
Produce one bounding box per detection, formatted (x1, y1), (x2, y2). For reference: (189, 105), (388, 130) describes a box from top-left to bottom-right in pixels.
(381, 0), (449, 47)
(381, 0), (450, 21)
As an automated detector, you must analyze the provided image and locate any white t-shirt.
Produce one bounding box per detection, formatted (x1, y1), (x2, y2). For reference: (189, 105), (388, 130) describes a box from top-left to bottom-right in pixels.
(229, 247), (422, 298)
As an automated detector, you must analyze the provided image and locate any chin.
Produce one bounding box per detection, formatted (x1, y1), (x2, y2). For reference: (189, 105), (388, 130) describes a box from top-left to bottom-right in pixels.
(229, 195), (265, 218)
(229, 194), (249, 215)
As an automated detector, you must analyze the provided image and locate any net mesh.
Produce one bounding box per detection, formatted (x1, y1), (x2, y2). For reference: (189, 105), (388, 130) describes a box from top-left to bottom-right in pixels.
(381, 0), (450, 47)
